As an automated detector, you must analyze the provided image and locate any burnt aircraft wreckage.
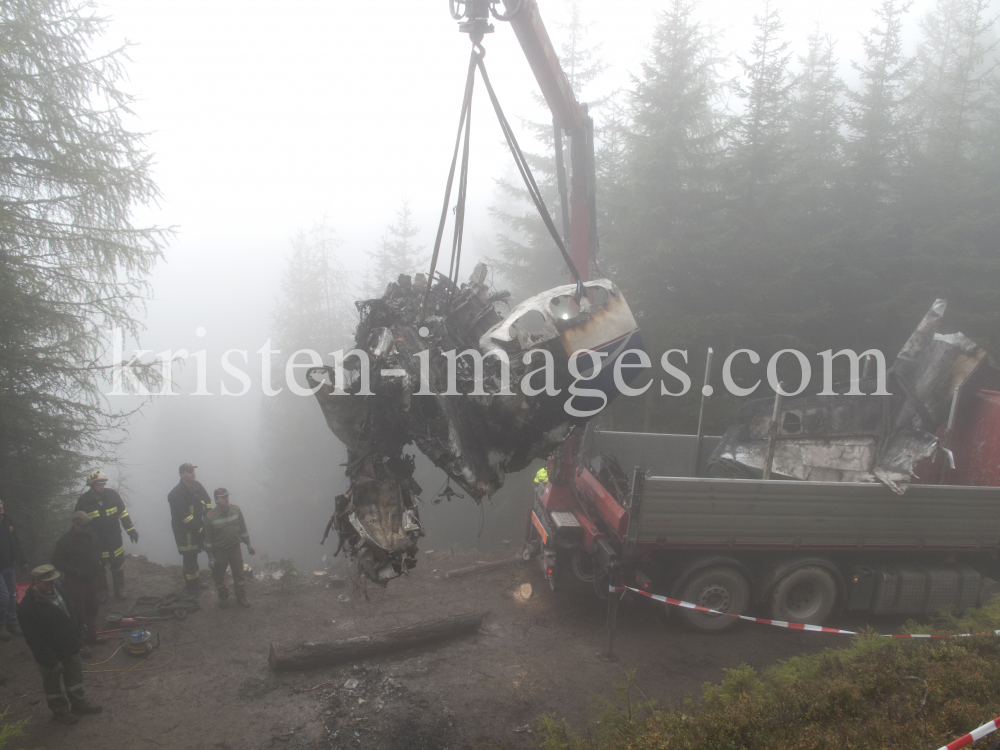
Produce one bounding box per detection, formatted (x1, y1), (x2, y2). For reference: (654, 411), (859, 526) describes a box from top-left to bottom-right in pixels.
(708, 300), (999, 493)
(308, 264), (643, 585)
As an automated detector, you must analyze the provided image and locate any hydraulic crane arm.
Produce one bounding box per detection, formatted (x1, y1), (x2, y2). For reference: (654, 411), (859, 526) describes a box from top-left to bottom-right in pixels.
(452, 0), (596, 282)
(502, 0), (586, 132)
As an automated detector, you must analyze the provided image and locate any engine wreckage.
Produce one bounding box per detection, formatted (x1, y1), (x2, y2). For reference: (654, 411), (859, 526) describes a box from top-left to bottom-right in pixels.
(707, 299), (999, 493)
(309, 264), (642, 585)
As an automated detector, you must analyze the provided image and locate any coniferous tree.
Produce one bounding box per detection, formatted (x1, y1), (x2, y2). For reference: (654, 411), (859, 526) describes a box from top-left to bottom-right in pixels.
(259, 221), (354, 560)
(0, 0), (166, 554)
(730, 1), (794, 216)
(365, 200), (426, 298)
(788, 30), (846, 218)
(914, 0), (996, 171)
(603, 0), (727, 337)
(847, 0), (915, 205)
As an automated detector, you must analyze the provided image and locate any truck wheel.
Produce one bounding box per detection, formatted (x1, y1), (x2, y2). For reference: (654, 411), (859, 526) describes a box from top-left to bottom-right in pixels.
(769, 566), (838, 625)
(679, 567), (750, 633)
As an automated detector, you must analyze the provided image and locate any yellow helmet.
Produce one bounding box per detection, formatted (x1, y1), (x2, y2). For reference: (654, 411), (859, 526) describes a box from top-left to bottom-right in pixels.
(86, 469), (108, 486)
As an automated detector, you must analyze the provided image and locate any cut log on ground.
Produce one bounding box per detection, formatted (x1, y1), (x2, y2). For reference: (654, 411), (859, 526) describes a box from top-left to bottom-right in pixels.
(268, 612), (485, 672)
(445, 556), (522, 579)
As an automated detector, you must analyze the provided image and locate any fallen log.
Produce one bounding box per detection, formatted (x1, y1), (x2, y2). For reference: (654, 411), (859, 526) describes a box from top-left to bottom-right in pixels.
(268, 612), (484, 672)
(445, 555), (522, 579)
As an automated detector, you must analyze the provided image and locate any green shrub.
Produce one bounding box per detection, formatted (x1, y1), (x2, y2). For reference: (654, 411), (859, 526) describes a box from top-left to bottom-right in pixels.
(540, 602), (1000, 749)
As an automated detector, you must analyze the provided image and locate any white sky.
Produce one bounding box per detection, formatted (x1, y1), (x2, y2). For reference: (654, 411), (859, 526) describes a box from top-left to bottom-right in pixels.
(94, 0), (935, 565)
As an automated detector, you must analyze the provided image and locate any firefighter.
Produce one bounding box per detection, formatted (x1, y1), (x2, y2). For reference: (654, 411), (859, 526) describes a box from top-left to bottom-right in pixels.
(51, 512), (107, 647)
(74, 470), (139, 602)
(167, 463), (212, 595)
(17, 565), (103, 725)
(203, 488), (254, 609)
(0, 495), (28, 640)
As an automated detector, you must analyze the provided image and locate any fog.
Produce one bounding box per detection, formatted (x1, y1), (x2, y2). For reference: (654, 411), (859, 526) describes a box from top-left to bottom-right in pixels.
(94, 0), (935, 573)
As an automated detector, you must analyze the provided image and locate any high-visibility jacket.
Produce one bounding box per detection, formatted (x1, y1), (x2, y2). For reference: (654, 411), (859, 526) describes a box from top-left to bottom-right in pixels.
(534, 467), (548, 484)
(74, 488), (135, 560)
(167, 480), (212, 553)
(203, 504), (251, 559)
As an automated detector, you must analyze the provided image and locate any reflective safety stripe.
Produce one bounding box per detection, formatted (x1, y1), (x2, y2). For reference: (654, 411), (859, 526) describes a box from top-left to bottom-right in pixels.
(107, 508), (118, 516)
(66, 683), (84, 693)
(184, 572), (200, 580)
(112, 546), (124, 557)
(212, 515), (240, 525)
(101, 551), (110, 559)
(46, 693), (64, 700)
(182, 515), (194, 524)
(86, 510), (100, 518)
(177, 545), (199, 552)
(120, 510), (130, 518)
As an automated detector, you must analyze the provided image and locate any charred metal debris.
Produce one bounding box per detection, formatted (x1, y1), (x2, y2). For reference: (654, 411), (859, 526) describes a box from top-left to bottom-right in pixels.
(308, 264), (640, 585)
(708, 300), (999, 493)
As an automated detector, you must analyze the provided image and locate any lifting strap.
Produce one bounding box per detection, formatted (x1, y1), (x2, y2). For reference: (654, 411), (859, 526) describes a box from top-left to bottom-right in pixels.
(420, 44), (581, 323)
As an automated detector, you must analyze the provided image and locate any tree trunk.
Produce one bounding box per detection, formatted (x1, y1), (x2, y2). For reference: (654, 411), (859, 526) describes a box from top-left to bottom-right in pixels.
(268, 612), (485, 672)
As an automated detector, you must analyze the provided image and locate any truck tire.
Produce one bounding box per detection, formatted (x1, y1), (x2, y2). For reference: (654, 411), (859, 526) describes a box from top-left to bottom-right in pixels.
(769, 566), (838, 625)
(679, 567), (750, 633)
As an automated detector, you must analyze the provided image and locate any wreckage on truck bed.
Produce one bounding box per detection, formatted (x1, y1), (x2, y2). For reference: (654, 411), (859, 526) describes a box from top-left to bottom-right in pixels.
(525, 300), (1000, 631)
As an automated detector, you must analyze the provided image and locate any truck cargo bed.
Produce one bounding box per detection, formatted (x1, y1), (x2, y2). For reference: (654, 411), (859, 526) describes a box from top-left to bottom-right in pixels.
(635, 476), (1000, 551)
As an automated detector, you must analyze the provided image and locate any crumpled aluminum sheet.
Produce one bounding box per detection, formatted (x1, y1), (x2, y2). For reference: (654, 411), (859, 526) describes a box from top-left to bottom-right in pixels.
(708, 300), (997, 494)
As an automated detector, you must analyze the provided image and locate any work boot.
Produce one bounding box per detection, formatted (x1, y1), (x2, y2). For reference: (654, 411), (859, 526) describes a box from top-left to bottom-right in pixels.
(71, 701), (103, 715)
(6, 623), (22, 637)
(236, 595), (250, 608)
(53, 710), (79, 725)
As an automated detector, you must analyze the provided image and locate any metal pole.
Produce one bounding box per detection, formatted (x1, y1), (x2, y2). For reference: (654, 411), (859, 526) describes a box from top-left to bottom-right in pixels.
(762, 383), (785, 481)
(692, 348), (714, 477)
(605, 561), (620, 661)
(938, 386), (961, 484)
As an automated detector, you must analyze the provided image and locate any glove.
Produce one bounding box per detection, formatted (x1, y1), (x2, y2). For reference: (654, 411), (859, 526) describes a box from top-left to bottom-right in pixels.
(51, 662), (65, 675)
(247, 546), (255, 556)
(127, 529), (139, 543)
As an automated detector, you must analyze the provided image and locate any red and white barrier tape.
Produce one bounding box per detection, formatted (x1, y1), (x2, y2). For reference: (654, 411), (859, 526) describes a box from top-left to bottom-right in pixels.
(612, 586), (1000, 748)
(938, 716), (1000, 750)
(616, 586), (1000, 639)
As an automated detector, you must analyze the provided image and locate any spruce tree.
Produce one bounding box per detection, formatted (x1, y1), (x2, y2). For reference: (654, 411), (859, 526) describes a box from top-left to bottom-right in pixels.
(365, 200), (426, 298)
(846, 0), (915, 205)
(731, 0), (794, 215)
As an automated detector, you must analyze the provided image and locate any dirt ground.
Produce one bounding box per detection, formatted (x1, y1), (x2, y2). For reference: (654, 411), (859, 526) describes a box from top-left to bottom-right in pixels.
(3, 551), (905, 750)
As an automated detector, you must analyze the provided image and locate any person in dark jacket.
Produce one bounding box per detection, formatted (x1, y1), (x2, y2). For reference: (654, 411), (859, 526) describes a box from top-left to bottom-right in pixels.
(0, 495), (29, 641)
(74, 470), (139, 602)
(204, 488), (255, 608)
(17, 565), (102, 725)
(167, 463), (212, 595)
(52, 512), (107, 646)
